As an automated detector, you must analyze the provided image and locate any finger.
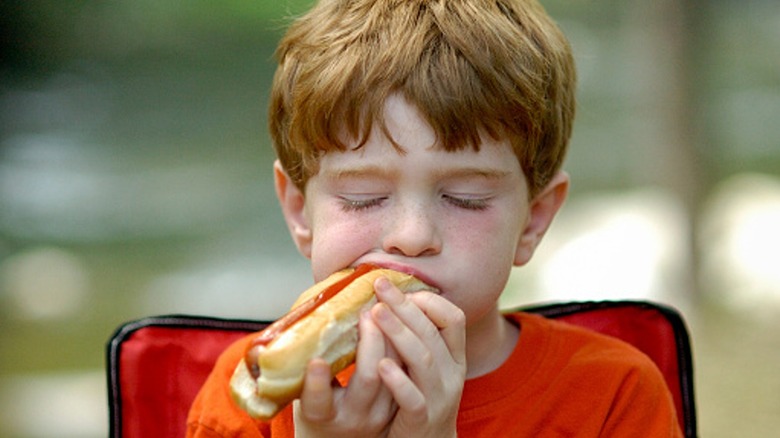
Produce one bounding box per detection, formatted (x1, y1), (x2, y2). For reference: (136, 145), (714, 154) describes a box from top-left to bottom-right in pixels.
(374, 277), (448, 361)
(409, 292), (467, 366)
(338, 310), (399, 431)
(377, 357), (427, 419)
(408, 291), (465, 330)
(374, 277), (440, 341)
(299, 358), (335, 422)
(383, 332), (402, 364)
(372, 301), (437, 375)
(344, 311), (388, 404)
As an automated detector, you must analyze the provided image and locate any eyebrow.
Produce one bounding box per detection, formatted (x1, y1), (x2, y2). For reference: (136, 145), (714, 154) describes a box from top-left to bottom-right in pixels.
(323, 166), (396, 181)
(323, 166), (511, 181)
(430, 167), (512, 181)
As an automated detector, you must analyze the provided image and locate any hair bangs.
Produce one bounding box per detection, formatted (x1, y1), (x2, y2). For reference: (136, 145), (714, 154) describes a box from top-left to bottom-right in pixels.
(270, 0), (576, 196)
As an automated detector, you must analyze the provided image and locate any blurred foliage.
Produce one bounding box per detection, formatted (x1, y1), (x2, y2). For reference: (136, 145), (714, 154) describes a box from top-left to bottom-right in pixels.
(1, 0), (315, 72)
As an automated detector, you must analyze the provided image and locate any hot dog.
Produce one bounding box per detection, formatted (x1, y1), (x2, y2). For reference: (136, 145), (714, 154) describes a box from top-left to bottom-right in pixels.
(229, 264), (435, 420)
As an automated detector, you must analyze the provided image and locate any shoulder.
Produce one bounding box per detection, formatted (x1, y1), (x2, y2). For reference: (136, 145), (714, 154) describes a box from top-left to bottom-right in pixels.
(506, 311), (682, 435)
(507, 310), (674, 410)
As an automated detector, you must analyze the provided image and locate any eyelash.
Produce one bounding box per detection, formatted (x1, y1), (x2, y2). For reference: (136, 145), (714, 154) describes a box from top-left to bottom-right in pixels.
(443, 195), (491, 211)
(340, 197), (386, 212)
(339, 195), (491, 212)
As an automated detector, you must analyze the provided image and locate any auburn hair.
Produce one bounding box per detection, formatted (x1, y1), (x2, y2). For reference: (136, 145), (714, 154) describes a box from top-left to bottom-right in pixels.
(269, 0), (576, 197)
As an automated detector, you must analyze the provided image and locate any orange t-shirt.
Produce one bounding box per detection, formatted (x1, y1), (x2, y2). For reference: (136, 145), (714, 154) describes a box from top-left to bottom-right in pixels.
(187, 312), (682, 437)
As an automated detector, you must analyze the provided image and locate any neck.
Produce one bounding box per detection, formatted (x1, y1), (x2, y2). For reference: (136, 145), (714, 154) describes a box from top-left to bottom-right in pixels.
(464, 306), (520, 379)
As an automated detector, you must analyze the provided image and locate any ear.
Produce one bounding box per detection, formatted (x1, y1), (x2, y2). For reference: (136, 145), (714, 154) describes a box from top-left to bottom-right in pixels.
(274, 160), (312, 258)
(514, 171), (569, 267)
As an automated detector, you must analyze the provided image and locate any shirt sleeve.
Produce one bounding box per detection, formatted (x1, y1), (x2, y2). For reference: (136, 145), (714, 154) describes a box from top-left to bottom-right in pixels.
(186, 333), (273, 438)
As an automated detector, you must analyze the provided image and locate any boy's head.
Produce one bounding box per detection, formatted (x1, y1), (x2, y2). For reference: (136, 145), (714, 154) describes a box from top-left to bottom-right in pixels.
(269, 0), (576, 199)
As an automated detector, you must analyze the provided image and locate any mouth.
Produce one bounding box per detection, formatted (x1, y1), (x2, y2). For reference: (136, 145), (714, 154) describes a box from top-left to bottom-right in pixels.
(359, 261), (440, 293)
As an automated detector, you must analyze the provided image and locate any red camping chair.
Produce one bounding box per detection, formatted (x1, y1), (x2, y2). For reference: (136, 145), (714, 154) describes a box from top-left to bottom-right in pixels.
(106, 300), (697, 437)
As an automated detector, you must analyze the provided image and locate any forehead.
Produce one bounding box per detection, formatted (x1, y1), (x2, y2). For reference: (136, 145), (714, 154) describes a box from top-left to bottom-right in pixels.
(320, 130), (521, 180)
(340, 94), (510, 157)
(310, 93), (525, 189)
(379, 94), (438, 149)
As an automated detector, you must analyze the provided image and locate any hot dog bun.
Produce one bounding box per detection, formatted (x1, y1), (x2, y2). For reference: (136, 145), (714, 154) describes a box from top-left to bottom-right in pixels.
(230, 266), (435, 420)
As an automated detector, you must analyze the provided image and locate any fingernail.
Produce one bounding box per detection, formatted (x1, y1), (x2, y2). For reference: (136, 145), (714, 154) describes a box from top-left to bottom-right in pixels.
(374, 277), (402, 304)
(374, 276), (391, 294)
(377, 302), (394, 320)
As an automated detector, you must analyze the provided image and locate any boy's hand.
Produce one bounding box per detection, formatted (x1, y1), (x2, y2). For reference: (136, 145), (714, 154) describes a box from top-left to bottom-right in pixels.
(293, 276), (467, 438)
(294, 309), (399, 437)
(372, 276), (466, 438)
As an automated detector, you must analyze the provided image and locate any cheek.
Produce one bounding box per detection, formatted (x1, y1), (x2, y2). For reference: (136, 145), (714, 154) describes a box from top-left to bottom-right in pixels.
(443, 209), (523, 304)
(308, 213), (379, 281)
(447, 209), (522, 259)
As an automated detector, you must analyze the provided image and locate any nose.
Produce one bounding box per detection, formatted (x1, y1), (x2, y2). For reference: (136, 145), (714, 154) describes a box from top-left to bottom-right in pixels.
(382, 201), (442, 257)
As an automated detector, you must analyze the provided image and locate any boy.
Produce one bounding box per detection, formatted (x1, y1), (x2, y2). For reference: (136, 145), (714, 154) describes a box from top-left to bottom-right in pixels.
(188, 0), (683, 436)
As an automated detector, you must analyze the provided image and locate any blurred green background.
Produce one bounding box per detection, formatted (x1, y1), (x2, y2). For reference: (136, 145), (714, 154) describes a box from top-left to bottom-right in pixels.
(1, 0), (779, 436)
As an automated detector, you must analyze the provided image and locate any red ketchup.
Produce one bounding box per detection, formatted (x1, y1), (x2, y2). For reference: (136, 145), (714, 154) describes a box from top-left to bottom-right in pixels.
(244, 264), (378, 379)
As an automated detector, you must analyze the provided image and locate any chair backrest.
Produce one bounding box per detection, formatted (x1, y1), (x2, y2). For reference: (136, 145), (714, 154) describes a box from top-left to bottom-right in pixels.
(106, 300), (696, 437)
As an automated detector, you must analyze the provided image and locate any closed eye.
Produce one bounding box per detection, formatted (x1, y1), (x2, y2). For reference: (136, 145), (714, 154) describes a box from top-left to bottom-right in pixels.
(443, 194), (491, 211)
(339, 196), (387, 212)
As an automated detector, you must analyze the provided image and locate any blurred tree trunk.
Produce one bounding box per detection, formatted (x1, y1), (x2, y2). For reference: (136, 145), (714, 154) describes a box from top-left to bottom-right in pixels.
(623, 0), (711, 304)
